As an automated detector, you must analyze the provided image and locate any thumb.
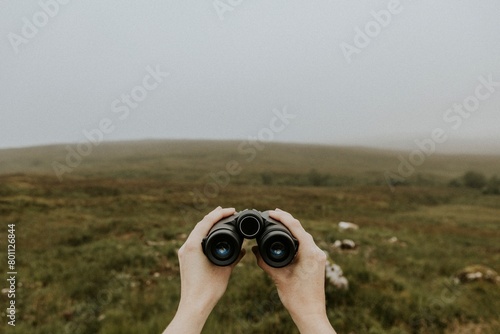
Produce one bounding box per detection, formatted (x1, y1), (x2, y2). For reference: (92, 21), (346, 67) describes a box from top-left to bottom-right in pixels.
(252, 246), (266, 269)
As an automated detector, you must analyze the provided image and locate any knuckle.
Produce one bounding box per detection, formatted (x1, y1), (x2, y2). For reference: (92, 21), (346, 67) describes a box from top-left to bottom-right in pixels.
(177, 246), (185, 258)
(316, 249), (327, 262)
(182, 240), (198, 253)
(304, 232), (314, 243)
(287, 218), (301, 228)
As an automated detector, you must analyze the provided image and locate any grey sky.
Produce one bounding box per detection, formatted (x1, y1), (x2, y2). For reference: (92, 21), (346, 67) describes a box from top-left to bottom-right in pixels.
(1, 0), (499, 152)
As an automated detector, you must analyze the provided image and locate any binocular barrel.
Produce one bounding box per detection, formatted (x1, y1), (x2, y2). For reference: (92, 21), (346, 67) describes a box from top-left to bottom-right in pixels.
(202, 209), (298, 268)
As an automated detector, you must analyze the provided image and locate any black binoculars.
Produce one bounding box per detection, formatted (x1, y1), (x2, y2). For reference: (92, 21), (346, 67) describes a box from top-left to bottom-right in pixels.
(202, 209), (299, 268)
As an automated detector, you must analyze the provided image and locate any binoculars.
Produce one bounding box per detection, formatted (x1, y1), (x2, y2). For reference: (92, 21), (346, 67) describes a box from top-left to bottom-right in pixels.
(202, 209), (299, 268)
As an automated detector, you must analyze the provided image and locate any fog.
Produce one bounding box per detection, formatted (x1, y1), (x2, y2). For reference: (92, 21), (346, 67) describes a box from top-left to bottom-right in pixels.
(1, 0), (499, 153)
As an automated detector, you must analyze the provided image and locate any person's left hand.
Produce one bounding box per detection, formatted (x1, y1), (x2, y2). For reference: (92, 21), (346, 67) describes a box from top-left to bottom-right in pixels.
(176, 206), (246, 314)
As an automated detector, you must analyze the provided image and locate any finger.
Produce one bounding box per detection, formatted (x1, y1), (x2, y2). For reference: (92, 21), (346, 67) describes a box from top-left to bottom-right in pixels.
(230, 248), (246, 269)
(189, 206), (236, 240)
(269, 209), (313, 247)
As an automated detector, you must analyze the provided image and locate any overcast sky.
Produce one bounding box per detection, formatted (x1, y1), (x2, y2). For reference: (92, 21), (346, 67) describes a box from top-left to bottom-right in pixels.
(1, 0), (499, 152)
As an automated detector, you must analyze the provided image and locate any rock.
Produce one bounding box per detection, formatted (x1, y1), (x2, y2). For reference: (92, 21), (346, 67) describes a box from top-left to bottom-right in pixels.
(341, 239), (356, 249)
(146, 240), (166, 246)
(386, 236), (407, 247)
(455, 265), (500, 284)
(324, 257), (349, 290)
(333, 239), (356, 250)
(338, 221), (359, 230)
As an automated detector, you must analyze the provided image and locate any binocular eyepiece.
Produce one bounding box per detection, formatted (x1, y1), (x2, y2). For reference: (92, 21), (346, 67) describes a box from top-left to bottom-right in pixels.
(202, 209), (299, 268)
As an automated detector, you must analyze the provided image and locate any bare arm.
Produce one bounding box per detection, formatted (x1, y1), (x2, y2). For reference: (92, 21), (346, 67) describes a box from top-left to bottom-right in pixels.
(162, 207), (246, 334)
(252, 208), (336, 334)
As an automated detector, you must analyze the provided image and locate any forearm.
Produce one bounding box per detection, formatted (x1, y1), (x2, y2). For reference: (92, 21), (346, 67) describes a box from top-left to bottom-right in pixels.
(163, 207), (239, 334)
(162, 301), (213, 334)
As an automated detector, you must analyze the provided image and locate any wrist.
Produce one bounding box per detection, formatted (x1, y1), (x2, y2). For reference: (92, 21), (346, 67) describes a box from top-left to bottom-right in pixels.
(178, 296), (215, 320)
(290, 311), (336, 334)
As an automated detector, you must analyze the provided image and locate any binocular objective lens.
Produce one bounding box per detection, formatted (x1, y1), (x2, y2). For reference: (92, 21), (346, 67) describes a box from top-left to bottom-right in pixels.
(269, 241), (286, 259)
(214, 241), (231, 258)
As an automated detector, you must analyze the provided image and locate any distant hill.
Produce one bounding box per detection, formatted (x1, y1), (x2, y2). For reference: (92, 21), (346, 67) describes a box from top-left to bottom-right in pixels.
(0, 140), (499, 184)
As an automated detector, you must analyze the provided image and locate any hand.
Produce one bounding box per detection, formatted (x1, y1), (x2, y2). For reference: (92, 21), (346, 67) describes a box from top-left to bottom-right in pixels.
(252, 208), (336, 334)
(163, 206), (246, 334)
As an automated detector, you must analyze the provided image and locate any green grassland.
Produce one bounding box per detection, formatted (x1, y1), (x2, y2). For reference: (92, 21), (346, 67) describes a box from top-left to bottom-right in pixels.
(0, 140), (499, 333)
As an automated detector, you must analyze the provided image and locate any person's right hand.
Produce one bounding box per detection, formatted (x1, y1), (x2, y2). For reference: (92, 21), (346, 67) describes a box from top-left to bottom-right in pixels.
(252, 208), (336, 334)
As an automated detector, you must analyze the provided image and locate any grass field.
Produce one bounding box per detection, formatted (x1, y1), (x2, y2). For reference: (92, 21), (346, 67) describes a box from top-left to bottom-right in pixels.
(1, 140), (499, 333)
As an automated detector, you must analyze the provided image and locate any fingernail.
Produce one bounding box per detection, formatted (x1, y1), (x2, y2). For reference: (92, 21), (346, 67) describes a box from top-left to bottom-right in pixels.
(216, 206), (222, 210)
(275, 208), (282, 211)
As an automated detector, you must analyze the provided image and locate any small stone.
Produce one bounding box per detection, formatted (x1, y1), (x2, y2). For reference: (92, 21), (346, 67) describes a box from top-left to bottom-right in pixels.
(388, 236), (398, 243)
(455, 265), (499, 284)
(338, 222), (359, 230)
